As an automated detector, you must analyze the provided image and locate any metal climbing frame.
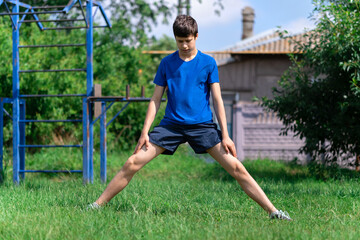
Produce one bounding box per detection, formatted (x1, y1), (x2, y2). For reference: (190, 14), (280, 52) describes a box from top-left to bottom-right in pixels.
(0, 0), (154, 184)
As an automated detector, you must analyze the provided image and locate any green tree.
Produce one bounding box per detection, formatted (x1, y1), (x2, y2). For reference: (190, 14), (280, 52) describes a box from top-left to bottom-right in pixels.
(262, 0), (360, 165)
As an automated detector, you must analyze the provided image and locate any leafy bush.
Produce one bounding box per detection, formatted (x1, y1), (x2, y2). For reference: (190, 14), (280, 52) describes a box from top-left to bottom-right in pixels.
(262, 0), (360, 165)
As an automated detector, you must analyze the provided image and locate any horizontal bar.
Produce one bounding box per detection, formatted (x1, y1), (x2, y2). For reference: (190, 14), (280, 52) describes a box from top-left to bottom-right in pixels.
(19, 119), (82, 123)
(94, 25), (111, 28)
(88, 97), (161, 102)
(19, 170), (82, 173)
(19, 18), (85, 23)
(31, 4), (98, 9)
(43, 26), (87, 30)
(42, 26), (109, 30)
(19, 145), (83, 148)
(19, 44), (85, 48)
(31, 5), (67, 9)
(0, 10), (64, 16)
(1, 98), (13, 103)
(20, 69), (86, 73)
(2, 99), (25, 104)
(20, 94), (86, 98)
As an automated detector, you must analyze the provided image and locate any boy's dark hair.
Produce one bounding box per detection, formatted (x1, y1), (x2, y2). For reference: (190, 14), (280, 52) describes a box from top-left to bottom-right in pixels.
(173, 15), (198, 37)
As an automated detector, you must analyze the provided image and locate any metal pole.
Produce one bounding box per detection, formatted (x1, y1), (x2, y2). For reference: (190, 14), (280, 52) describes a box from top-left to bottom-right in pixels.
(82, 98), (89, 184)
(100, 102), (106, 183)
(86, 0), (94, 183)
(19, 101), (25, 179)
(0, 99), (3, 172)
(12, 0), (20, 184)
(89, 105), (94, 183)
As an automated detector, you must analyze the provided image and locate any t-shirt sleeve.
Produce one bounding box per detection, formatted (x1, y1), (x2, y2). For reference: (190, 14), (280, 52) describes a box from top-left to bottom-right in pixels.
(153, 60), (167, 87)
(207, 58), (219, 84)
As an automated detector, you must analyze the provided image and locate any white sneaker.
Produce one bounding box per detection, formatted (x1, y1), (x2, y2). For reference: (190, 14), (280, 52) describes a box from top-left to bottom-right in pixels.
(86, 202), (101, 210)
(269, 210), (292, 221)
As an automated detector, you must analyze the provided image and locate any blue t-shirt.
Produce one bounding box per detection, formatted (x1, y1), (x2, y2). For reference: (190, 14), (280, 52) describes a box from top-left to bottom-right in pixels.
(154, 50), (219, 125)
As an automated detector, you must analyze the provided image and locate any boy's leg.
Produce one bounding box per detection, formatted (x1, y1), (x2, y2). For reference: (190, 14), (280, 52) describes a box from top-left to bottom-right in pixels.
(207, 143), (277, 214)
(95, 142), (165, 205)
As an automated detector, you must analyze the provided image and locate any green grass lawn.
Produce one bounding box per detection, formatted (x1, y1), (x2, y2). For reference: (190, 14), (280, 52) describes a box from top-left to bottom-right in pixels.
(1, 146), (360, 239)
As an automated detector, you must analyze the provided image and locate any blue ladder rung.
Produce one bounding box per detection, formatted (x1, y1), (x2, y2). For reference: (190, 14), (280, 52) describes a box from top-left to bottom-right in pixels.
(20, 69), (86, 73)
(20, 94), (86, 98)
(43, 26), (87, 30)
(19, 44), (86, 48)
(19, 145), (83, 148)
(19, 119), (82, 123)
(19, 170), (82, 173)
(19, 19), (85, 23)
(31, 4), (93, 10)
(94, 25), (110, 28)
(41, 26), (109, 30)
(31, 5), (68, 9)
(0, 10), (63, 16)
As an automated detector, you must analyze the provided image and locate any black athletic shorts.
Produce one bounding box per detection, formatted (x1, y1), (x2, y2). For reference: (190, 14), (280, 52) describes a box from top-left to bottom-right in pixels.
(148, 123), (222, 155)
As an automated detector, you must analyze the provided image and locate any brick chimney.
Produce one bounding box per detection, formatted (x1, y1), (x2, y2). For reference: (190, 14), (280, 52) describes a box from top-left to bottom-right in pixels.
(242, 6), (255, 40)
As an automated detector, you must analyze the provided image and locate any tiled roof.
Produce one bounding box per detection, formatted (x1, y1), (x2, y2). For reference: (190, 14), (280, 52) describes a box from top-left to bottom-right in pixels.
(213, 28), (310, 66)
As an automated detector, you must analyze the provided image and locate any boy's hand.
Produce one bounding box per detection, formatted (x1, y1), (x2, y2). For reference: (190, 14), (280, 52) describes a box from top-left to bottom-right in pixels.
(134, 134), (150, 154)
(222, 137), (237, 158)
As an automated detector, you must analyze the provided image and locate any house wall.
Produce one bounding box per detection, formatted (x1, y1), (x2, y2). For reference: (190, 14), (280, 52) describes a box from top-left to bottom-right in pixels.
(217, 54), (307, 161)
(218, 54), (291, 101)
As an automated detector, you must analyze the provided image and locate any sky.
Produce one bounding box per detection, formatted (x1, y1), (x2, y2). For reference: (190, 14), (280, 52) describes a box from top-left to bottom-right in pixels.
(152, 0), (316, 51)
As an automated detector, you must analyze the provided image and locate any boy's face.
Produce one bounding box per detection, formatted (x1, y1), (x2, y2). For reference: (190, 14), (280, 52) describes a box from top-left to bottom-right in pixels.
(175, 34), (198, 56)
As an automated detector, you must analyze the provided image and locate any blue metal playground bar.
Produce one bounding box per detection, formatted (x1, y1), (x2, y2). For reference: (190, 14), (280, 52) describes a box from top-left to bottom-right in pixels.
(20, 145), (83, 148)
(85, 0), (94, 184)
(1, 98), (24, 174)
(19, 18), (84, 23)
(0, 97), (26, 180)
(0, 0), (109, 184)
(19, 170), (82, 173)
(19, 44), (86, 48)
(12, 1), (20, 183)
(87, 96), (166, 183)
(20, 69), (86, 73)
(0, 99), (3, 172)
(19, 119), (82, 123)
(0, 10), (64, 16)
(20, 94), (86, 98)
(0, 0), (160, 185)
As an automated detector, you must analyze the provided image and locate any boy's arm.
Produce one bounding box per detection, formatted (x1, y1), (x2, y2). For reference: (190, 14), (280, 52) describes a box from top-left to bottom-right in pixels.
(210, 82), (237, 158)
(134, 85), (165, 154)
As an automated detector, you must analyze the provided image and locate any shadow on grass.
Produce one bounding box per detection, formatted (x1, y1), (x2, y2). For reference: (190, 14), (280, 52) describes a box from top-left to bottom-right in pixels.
(201, 159), (360, 183)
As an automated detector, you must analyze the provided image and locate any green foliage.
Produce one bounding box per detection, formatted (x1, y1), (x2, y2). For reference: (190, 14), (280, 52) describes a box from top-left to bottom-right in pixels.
(108, 0), (172, 43)
(262, 0), (360, 165)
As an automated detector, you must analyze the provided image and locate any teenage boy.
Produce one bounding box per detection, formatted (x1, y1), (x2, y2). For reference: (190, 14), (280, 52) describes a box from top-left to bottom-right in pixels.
(89, 15), (291, 221)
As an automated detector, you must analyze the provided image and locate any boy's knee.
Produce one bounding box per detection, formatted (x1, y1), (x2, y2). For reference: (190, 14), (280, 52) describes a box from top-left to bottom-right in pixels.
(123, 155), (140, 173)
(232, 163), (249, 179)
